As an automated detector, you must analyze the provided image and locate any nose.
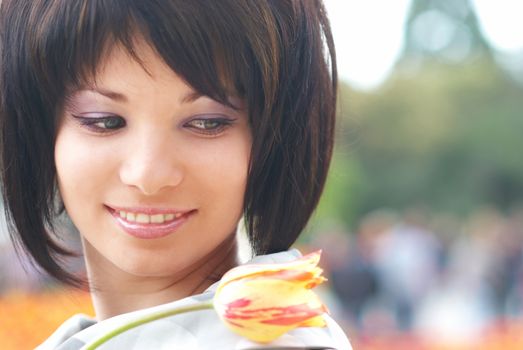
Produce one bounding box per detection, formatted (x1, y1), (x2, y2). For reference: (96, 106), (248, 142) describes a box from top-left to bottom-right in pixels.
(119, 134), (183, 195)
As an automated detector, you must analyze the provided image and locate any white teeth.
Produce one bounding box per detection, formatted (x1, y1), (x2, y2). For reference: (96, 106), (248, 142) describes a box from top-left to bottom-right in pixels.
(136, 213), (149, 224)
(126, 212), (136, 222)
(117, 210), (182, 224)
(150, 214), (165, 224)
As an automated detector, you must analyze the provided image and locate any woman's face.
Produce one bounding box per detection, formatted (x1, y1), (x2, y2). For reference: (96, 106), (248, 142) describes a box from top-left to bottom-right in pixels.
(55, 40), (251, 278)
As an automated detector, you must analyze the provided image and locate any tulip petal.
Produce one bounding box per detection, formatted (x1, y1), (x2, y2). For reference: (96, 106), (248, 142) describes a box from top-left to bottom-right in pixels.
(213, 251), (329, 343)
(298, 315), (327, 328)
(217, 251), (324, 288)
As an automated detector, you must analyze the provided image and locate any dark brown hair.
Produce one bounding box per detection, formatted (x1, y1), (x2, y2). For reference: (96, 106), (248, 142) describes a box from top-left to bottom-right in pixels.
(0, 0), (337, 285)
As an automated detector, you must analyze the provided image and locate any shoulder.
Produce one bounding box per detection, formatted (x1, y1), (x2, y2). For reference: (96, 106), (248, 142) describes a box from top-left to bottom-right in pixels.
(36, 313), (96, 350)
(217, 249), (353, 349)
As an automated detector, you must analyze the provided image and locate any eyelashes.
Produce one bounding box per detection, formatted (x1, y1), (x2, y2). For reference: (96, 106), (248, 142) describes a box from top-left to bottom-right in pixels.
(183, 117), (236, 136)
(72, 115), (126, 133)
(71, 114), (237, 137)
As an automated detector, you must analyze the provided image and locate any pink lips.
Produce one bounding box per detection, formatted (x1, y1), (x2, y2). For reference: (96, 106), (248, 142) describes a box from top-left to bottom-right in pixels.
(106, 205), (195, 239)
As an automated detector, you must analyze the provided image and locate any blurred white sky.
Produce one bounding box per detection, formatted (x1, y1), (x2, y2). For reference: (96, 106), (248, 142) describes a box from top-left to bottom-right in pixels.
(324, 0), (523, 90)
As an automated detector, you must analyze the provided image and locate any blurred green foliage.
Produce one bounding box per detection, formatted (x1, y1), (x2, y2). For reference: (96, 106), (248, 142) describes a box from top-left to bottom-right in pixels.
(316, 58), (523, 230)
(313, 0), (523, 231)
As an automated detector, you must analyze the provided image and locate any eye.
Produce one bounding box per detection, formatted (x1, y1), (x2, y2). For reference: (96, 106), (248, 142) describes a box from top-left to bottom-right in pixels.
(184, 116), (235, 136)
(72, 115), (126, 133)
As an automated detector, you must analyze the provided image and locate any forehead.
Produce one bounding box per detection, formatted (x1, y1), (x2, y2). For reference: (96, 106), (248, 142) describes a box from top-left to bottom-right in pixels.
(66, 39), (205, 107)
(70, 36), (239, 111)
(67, 39), (247, 112)
(94, 40), (190, 91)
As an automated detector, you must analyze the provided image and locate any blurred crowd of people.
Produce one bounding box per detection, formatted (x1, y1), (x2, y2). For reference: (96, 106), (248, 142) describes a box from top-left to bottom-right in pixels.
(312, 206), (523, 343)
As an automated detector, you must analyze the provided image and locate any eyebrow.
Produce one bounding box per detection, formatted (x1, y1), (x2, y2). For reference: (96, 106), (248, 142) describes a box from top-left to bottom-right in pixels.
(81, 88), (203, 104)
(89, 88), (128, 102)
(180, 91), (203, 104)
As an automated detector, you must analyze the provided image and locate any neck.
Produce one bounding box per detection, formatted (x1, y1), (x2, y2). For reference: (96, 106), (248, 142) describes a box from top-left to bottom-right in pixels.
(83, 236), (238, 320)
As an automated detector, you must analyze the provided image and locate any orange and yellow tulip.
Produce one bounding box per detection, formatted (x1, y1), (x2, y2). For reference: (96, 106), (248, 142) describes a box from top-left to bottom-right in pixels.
(213, 251), (328, 343)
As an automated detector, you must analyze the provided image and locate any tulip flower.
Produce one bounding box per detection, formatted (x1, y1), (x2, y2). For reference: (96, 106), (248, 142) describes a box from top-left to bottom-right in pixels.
(213, 250), (328, 343)
(84, 251), (328, 349)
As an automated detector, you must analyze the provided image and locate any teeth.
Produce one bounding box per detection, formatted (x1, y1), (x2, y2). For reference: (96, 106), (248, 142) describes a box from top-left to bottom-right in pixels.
(117, 210), (182, 224)
(126, 212), (136, 222)
(136, 213), (149, 224)
(150, 214), (164, 224)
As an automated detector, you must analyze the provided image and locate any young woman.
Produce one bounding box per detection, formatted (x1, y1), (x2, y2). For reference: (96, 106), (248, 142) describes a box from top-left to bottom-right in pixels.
(0, 1), (351, 349)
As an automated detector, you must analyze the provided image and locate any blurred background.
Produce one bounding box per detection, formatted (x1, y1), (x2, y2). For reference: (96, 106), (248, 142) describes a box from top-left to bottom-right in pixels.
(2, 0), (523, 348)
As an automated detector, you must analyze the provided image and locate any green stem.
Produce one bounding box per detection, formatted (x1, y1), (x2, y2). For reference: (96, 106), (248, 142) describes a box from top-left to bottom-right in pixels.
(84, 301), (214, 350)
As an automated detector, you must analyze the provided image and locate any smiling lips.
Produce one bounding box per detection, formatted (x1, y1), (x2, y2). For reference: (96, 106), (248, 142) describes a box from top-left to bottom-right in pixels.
(106, 206), (194, 239)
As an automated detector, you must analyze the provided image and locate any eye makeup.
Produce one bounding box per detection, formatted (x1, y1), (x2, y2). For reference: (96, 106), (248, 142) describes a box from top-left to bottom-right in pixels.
(71, 114), (126, 133)
(182, 114), (237, 137)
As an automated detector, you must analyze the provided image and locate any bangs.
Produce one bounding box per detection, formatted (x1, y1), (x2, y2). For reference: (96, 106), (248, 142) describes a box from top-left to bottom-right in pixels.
(29, 0), (280, 109)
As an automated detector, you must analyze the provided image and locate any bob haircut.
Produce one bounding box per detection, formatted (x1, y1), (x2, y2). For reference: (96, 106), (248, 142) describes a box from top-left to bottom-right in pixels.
(0, 0), (337, 286)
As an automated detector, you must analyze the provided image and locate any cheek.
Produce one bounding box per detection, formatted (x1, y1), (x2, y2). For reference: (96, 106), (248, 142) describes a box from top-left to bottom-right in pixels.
(54, 129), (114, 202)
(182, 138), (250, 230)
(188, 138), (250, 198)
